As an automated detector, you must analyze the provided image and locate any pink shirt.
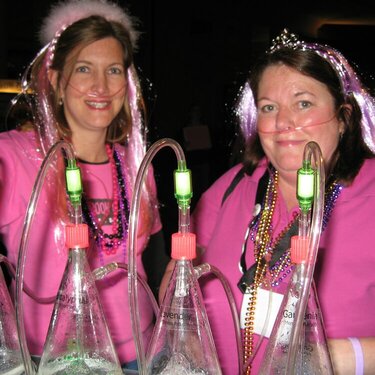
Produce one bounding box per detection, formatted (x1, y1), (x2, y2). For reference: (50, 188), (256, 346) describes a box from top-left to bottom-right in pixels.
(192, 158), (375, 374)
(0, 129), (162, 364)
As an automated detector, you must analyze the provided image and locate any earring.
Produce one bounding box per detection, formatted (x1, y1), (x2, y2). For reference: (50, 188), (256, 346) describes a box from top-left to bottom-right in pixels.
(59, 97), (63, 106)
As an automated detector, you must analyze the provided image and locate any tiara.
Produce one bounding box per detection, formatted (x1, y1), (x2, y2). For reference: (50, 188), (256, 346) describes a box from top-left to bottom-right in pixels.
(268, 28), (303, 53)
(237, 28), (375, 154)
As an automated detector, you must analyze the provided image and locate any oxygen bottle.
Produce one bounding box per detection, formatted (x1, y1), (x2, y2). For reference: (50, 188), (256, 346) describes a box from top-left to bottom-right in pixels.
(0, 264), (25, 375)
(37, 223), (122, 375)
(258, 236), (333, 374)
(145, 232), (222, 375)
(259, 142), (333, 374)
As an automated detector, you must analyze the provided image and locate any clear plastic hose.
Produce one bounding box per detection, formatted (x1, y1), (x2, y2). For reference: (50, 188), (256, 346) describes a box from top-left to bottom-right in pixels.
(92, 262), (160, 316)
(194, 262), (244, 374)
(178, 205), (190, 234)
(15, 140), (76, 375)
(0, 254), (55, 304)
(286, 141), (325, 372)
(128, 138), (187, 375)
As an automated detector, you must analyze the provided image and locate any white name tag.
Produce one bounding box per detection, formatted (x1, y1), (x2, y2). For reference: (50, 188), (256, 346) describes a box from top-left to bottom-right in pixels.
(240, 287), (283, 338)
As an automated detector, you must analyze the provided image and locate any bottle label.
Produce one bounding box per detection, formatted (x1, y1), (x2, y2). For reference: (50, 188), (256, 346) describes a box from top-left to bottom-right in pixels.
(160, 306), (199, 331)
(240, 287), (283, 337)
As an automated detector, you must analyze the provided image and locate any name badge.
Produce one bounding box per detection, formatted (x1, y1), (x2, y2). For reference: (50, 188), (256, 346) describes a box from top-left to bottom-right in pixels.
(240, 287), (283, 338)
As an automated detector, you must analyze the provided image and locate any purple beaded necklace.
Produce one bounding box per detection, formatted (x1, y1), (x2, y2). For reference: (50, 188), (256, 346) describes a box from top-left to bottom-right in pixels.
(247, 173), (343, 287)
(81, 147), (130, 263)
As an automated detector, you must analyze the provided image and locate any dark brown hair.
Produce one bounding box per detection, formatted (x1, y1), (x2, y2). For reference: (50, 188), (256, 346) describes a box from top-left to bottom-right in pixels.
(242, 48), (373, 185)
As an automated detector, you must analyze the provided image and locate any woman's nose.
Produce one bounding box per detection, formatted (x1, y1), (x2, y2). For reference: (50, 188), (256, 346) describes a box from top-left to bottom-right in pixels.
(89, 72), (109, 95)
(275, 106), (296, 133)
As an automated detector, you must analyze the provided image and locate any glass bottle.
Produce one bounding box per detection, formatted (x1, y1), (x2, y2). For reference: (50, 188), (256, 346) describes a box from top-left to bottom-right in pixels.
(258, 236), (333, 374)
(145, 232), (222, 374)
(0, 264), (25, 375)
(37, 223), (122, 375)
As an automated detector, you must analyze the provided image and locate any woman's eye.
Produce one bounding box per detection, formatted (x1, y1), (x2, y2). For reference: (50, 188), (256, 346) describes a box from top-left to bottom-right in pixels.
(260, 104), (275, 113)
(109, 67), (123, 75)
(76, 66), (89, 73)
(299, 100), (312, 109)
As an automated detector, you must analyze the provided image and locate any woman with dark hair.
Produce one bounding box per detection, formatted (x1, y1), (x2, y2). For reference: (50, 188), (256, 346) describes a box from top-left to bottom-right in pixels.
(0, 0), (166, 371)
(188, 30), (375, 374)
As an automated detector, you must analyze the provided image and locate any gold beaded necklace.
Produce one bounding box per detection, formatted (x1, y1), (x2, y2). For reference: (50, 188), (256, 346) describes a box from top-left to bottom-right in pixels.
(241, 170), (343, 373)
(243, 170), (278, 374)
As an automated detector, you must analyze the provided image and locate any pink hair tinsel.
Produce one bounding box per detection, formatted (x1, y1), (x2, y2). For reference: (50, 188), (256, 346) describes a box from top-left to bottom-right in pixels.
(39, 0), (139, 48)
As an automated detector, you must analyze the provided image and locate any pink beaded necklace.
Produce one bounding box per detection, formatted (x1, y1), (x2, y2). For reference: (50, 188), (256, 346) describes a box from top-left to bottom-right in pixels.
(105, 143), (119, 254)
(81, 144), (129, 257)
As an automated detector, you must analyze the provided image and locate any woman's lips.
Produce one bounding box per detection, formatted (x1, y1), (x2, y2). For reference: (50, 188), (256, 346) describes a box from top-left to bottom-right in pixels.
(85, 100), (111, 110)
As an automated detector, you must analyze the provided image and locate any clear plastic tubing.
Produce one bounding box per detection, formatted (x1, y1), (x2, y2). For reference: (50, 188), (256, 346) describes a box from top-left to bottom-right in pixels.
(128, 138), (186, 375)
(194, 262), (244, 374)
(15, 140), (76, 375)
(286, 141), (325, 372)
(92, 261), (160, 316)
(178, 204), (190, 234)
(0, 254), (54, 304)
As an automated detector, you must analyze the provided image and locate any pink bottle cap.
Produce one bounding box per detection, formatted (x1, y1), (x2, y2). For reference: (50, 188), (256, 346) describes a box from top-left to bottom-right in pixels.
(171, 232), (196, 260)
(65, 223), (89, 249)
(290, 235), (309, 264)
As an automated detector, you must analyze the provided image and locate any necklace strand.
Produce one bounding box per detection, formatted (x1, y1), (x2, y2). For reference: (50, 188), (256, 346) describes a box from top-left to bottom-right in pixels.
(243, 170), (278, 374)
(242, 170), (343, 373)
(82, 145), (130, 259)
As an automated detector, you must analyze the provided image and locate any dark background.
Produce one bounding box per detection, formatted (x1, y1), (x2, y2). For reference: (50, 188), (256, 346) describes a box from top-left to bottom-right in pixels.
(0, 0), (374, 244)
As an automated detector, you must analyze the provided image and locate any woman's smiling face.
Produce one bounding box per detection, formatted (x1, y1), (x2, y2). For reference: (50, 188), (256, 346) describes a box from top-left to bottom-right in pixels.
(257, 64), (344, 176)
(59, 37), (127, 137)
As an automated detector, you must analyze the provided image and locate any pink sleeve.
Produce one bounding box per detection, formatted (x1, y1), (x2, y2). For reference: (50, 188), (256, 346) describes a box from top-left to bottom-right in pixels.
(0, 144), (17, 227)
(0, 131), (32, 228)
(0, 130), (41, 265)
